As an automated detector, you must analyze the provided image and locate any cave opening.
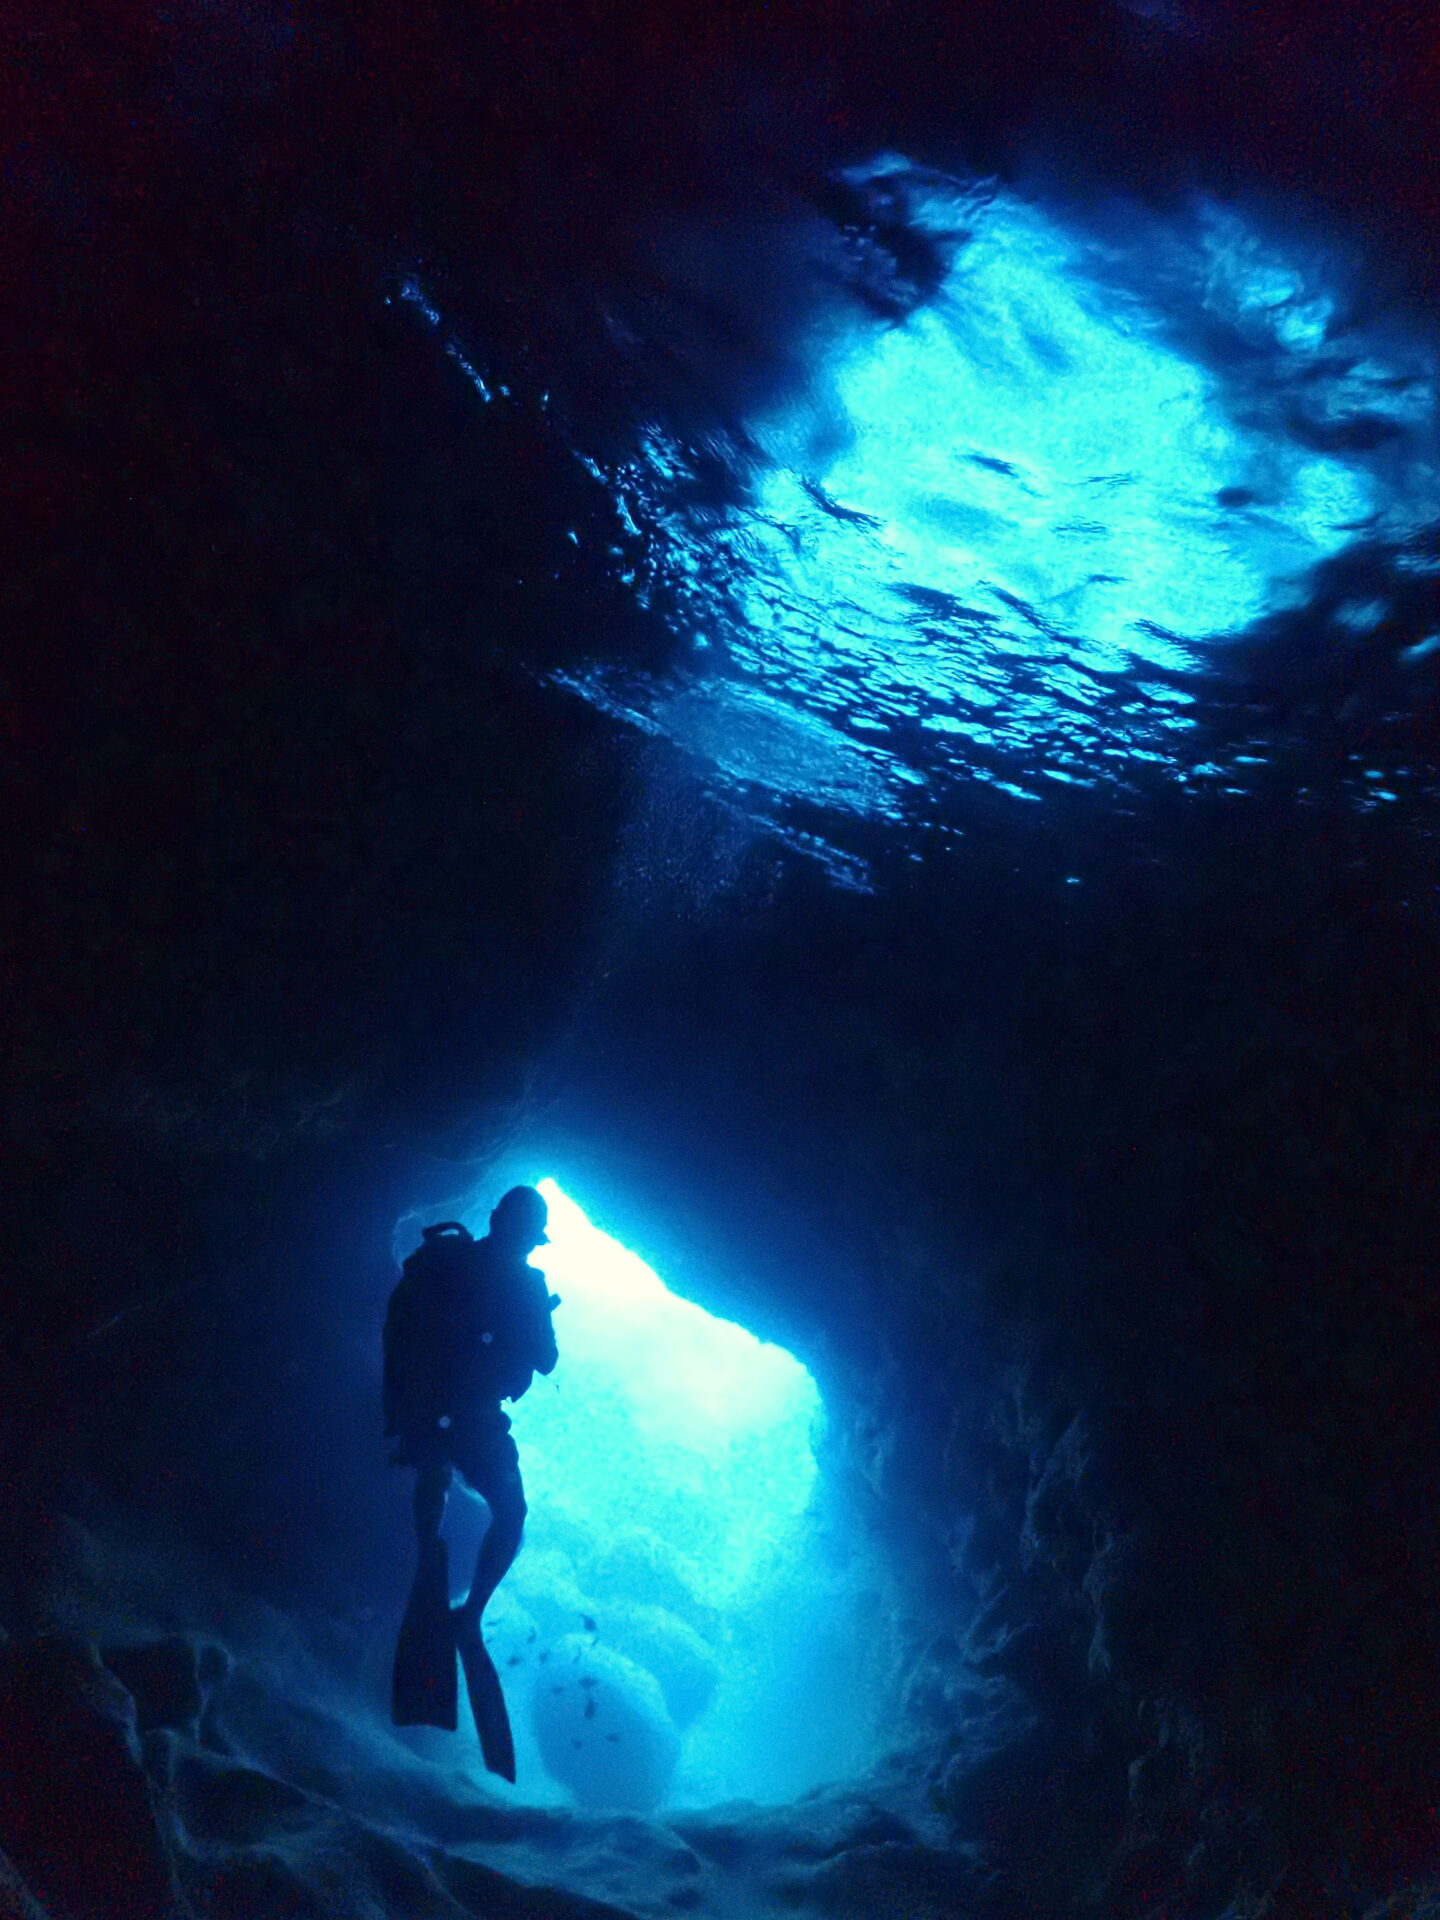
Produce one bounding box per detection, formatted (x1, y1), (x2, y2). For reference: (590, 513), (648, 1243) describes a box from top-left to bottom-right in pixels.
(431, 1178), (887, 1812)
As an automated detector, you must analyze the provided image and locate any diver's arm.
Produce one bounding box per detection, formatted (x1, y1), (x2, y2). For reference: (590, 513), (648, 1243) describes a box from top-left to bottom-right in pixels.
(532, 1280), (559, 1377)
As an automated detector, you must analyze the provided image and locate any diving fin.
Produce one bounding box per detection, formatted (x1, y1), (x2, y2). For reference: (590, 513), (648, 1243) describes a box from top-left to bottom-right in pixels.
(453, 1611), (517, 1782)
(391, 1538), (458, 1731)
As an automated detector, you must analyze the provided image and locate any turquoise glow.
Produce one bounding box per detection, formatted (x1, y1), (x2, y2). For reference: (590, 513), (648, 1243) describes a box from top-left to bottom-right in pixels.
(517, 1181), (820, 1607)
(752, 196), (1372, 674)
(561, 176), (1438, 820)
(450, 1182), (880, 1807)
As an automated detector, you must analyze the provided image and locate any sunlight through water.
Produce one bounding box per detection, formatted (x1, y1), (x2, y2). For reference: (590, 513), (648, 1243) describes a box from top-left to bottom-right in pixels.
(556, 171), (1440, 838)
(514, 1180), (821, 1608)
(450, 1182), (881, 1808)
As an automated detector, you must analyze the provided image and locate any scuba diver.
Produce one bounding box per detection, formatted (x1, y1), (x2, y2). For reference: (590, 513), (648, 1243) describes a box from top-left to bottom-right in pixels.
(383, 1184), (559, 1780)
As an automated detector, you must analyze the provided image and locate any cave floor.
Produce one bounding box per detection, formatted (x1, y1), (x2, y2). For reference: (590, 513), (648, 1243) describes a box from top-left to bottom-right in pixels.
(211, 1693), (969, 1920)
(0, 1607), (976, 1920)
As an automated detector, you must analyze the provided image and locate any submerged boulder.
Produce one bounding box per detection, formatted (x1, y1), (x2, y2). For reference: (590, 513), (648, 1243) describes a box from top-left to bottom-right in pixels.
(597, 1603), (719, 1731)
(588, 1533), (710, 1631)
(531, 1634), (680, 1812)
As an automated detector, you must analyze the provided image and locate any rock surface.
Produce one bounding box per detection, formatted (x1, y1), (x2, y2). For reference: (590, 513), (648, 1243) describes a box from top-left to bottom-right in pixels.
(6, 2), (1440, 1917)
(0, 1625), (981, 1920)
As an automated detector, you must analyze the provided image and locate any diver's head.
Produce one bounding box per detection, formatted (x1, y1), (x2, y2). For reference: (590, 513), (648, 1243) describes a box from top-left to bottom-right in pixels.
(490, 1184), (550, 1256)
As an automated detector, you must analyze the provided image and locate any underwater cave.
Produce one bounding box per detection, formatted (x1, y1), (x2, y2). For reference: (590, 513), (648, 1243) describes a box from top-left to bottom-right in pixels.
(432, 1178), (883, 1811)
(5, 2), (1440, 1919)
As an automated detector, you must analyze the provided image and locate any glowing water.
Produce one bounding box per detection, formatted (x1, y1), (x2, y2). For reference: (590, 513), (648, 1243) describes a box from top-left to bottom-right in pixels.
(559, 173), (1439, 827)
(515, 1181), (821, 1608)
(750, 195), (1375, 674)
(451, 1182), (880, 1807)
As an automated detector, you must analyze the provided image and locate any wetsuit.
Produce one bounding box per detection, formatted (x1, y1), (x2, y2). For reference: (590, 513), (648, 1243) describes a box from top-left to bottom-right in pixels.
(385, 1216), (556, 1772)
(384, 1233), (558, 1512)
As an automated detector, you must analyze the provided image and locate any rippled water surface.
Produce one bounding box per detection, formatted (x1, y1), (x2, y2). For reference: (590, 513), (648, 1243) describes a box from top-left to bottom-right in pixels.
(544, 167), (1440, 864)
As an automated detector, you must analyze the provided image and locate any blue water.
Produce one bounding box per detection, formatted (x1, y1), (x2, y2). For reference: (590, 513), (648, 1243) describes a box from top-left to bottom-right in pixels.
(502, 1181), (821, 1614)
(519, 166), (1440, 868)
(446, 1182), (883, 1808)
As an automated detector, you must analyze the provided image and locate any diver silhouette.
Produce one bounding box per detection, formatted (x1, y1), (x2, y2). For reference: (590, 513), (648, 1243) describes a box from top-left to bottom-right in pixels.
(383, 1185), (559, 1779)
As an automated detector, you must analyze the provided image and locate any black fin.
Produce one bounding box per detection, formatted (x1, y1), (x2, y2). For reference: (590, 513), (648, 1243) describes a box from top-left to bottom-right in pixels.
(391, 1539), (458, 1731)
(454, 1611), (517, 1782)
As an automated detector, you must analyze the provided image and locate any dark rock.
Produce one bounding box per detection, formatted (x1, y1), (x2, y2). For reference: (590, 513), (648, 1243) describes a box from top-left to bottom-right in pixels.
(102, 1635), (229, 1737)
(169, 1746), (323, 1851)
(0, 1635), (180, 1920)
(0, 1850), (46, 1920)
(790, 1840), (997, 1920)
(670, 1818), (750, 1868)
(202, 1850), (330, 1920)
(434, 1850), (647, 1918)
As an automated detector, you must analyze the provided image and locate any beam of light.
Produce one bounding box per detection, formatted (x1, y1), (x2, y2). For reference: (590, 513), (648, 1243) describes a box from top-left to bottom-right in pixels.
(446, 1181), (880, 1808)
(518, 1180), (820, 1572)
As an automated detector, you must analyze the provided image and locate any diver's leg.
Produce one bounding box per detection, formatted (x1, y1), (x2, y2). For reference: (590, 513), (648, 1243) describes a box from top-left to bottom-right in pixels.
(452, 1422), (527, 1631)
(461, 1474), (527, 1626)
(413, 1460), (449, 1550)
(449, 1424), (523, 1780)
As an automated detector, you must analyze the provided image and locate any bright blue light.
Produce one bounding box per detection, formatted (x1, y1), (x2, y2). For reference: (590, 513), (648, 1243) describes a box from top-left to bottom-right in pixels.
(752, 198), (1370, 667)
(451, 1182), (879, 1809)
(563, 175), (1439, 819)
(518, 1181), (820, 1604)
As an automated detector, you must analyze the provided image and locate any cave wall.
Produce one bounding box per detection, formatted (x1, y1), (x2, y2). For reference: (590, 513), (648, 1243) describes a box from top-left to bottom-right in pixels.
(541, 788), (1440, 1911)
(6, 4), (1440, 1917)
(17, 774), (1433, 1914)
